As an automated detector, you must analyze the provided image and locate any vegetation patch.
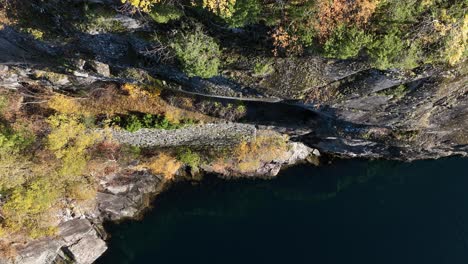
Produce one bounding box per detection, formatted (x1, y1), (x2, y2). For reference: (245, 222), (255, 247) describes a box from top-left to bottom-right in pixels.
(209, 131), (289, 174)
(110, 113), (197, 132)
(149, 4), (183, 24)
(140, 152), (182, 180)
(177, 147), (202, 168)
(170, 27), (221, 78)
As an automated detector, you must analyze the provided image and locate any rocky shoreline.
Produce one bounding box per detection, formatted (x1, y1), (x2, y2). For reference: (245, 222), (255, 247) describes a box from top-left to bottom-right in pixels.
(3, 134), (318, 264)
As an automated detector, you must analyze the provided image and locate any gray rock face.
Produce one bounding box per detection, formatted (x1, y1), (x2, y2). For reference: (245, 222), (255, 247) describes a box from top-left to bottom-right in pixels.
(13, 220), (106, 264)
(8, 169), (164, 264)
(84, 60), (111, 77)
(97, 170), (164, 220)
(67, 235), (107, 264)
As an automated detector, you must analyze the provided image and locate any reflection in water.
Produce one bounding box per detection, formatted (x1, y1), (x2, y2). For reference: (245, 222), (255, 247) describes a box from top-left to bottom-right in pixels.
(98, 157), (468, 264)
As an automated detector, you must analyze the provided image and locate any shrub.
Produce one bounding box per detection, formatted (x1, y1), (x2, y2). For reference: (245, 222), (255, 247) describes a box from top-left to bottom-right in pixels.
(21, 28), (44, 40)
(0, 153), (31, 192)
(149, 4), (183, 24)
(0, 125), (35, 154)
(47, 114), (102, 178)
(1, 177), (60, 238)
(143, 153), (181, 180)
(0, 123), (35, 192)
(253, 61), (274, 76)
(177, 148), (201, 168)
(441, 14), (467, 66)
(199, 0), (236, 18)
(170, 27), (221, 78)
(323, 25), (372, 59)
(210, 131), (289, 173)
(111, 113), (193, 132)
(122, 0), (161, 12)
(48, 94), (84, 115)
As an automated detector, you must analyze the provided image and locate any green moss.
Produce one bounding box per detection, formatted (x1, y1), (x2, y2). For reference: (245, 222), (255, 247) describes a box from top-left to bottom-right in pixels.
(253, 61), (274, 76)
(149, 4), (183, 24)
(377, 84), (409, 99)
(75, 7), (126, 33)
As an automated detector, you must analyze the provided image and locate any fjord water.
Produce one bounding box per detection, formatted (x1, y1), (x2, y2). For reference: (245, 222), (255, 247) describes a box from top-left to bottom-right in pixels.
(98, 158), (468, 264)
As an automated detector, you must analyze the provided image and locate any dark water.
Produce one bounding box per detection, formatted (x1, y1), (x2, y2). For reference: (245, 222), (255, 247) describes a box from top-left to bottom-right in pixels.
(97, 157), (468, 264)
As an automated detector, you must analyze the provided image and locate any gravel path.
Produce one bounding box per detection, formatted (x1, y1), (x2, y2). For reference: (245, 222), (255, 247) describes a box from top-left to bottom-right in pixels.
(111, 123), (257, 148)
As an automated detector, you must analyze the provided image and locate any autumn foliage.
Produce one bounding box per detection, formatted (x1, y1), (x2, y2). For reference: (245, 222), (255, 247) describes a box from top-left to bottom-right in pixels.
(315, 0), (379, 42)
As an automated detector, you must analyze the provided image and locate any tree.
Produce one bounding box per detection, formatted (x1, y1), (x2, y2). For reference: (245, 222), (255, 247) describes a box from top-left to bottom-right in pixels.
(170, 27), (221, 78)
(323, 25), (372, 59)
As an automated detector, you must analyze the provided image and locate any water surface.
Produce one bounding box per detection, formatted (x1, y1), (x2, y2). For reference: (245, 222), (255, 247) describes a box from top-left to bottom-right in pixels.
(98, 158), (468, 264)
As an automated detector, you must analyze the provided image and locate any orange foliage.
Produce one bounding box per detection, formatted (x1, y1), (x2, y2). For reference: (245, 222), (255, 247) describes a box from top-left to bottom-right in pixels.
(315, 0), (379, 42)
(271, 26), (303, 56)
(46, 83), (212, 123)
(210, 131), (289, 173)
(142, 153), (182, 180)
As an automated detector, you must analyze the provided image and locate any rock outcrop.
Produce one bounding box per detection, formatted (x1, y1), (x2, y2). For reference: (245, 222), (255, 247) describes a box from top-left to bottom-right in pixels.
(12, 220), (106, 264)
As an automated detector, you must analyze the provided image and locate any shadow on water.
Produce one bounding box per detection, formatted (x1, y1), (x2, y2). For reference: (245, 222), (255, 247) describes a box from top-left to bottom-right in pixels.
(98, 157), (468, 264)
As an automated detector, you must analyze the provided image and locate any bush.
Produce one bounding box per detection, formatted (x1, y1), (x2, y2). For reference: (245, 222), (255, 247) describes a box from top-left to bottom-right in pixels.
(177, 148), (201, 168)
(170, 27), (221, 78)
(111, 113), (194, 132)
(122, 0), (161, 12)
(323, 25), (372, 59)
(149, 4), (183, 24)
(253, 61), (274, 76)
(199, 0), (236, 18)
(1, 177), (60, 238)
(47, 114), (101, 178)
(0, 153), (31, 192)
(143, 153), (181, 180)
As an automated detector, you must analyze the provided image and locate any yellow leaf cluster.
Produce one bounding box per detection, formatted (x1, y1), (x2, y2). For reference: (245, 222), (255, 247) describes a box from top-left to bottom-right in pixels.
(211, 131), (289, 173)
(1, 177), (60, 238)
(48, 94), (85, 115)
(47, 114), (102, 178)
(122, 83), (160, 99)
(199, 0), (236, 18)
(142, 153), (182, 180)
(121, 0), (161, 12)
(444, 14), (467, 66)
